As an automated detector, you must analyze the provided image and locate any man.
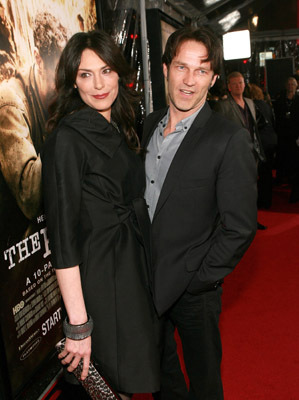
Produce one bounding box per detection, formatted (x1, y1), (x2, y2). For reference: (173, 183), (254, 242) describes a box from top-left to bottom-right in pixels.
(0, 12), (67, 246)
(142, 27), (257, 400)
(215, 71), (267, 229)
(214, 71), (265, 163)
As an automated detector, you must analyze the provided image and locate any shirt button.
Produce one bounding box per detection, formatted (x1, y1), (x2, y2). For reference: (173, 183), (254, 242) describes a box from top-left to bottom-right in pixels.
(157, 155), (161, 159)
(151, 180), (154, 184)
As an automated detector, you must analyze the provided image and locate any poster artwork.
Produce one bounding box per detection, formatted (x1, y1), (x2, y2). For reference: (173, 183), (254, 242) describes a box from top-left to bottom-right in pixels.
(0, 0), (97, 396)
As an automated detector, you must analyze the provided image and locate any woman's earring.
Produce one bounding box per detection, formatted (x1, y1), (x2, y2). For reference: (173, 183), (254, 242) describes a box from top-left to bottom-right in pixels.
(74, 84), (77, 89)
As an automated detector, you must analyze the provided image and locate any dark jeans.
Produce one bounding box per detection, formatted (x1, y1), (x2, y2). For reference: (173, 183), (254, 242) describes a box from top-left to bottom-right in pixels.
(154, 286), (224, 400)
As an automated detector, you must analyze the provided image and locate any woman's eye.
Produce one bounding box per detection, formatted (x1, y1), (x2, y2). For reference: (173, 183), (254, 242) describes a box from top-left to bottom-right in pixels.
(80, 72), (90, 78)
(103, 68), (111, 74)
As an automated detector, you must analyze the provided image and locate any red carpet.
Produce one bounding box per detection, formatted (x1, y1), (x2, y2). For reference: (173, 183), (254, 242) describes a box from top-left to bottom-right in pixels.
(220, 186), (299, 400)
(134, 185), (299, 400)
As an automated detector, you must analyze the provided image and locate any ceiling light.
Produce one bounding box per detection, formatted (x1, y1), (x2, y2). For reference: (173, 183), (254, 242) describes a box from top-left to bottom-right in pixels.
(203, 0), (222, 6)
(252, 15), (259, 27)
(219, 10), (241, 32)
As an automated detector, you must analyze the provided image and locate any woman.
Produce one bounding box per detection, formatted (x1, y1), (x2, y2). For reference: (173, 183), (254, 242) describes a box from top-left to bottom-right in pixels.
(41, 31), (160, 400)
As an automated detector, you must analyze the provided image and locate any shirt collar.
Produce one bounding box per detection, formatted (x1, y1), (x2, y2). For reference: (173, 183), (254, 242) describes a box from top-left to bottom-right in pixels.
(158, 106), (203, 136)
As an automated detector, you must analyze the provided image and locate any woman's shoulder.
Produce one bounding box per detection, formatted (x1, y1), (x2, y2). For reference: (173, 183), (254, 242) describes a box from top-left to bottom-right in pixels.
(57, 108), (105, 134)
(50, 108), (108, 143)
(42, 111), (90, 158)
(60, 107), (122, 157)
(63, 107), (106, 124)
(45, 118), (83, 150)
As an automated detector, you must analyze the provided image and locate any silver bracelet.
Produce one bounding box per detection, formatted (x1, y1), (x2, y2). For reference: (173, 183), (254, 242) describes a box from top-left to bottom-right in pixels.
(63, 315), (94, 340)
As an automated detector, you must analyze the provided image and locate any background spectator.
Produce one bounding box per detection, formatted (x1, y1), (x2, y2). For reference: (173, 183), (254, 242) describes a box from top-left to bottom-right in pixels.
(273, 76), (299, 188)
(247, 83), (277, 209)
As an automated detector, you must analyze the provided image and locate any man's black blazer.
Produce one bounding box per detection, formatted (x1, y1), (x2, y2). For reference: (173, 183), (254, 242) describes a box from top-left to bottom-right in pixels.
(214, 95), (266, 162)
(142, 102), (257, 316)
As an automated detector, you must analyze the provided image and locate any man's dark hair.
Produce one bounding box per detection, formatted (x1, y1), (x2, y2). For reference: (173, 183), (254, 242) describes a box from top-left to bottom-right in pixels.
(33, 12), (68, 62)
(162, 26), (223, 75)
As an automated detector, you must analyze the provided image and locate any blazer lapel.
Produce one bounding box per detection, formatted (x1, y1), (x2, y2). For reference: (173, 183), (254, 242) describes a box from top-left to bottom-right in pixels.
(244, 97), (256, 120)
(228, 96), (245, 127)
(153, 102), (212, 220)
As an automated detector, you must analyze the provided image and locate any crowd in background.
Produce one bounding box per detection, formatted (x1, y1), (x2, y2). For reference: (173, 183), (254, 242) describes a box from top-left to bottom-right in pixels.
(209, 72), (299, 208)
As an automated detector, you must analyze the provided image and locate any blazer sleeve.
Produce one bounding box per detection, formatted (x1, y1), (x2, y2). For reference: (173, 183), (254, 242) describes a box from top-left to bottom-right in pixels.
(188, 127), (257, 292)
(42, 128), (86, 269)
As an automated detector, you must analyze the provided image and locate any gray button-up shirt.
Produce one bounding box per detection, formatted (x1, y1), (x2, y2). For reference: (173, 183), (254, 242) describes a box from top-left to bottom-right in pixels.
(145, 107), (202, 221)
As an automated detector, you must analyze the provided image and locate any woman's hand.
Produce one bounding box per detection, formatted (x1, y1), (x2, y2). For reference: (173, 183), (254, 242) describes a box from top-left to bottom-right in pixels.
(58, 336), (92, 380)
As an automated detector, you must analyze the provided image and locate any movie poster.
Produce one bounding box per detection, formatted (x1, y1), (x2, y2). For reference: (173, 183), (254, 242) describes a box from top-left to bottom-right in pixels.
(0, 0), (97, 397)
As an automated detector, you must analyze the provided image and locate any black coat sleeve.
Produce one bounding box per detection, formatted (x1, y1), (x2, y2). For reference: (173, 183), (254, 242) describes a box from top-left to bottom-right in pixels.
(42, 128), (86, 269)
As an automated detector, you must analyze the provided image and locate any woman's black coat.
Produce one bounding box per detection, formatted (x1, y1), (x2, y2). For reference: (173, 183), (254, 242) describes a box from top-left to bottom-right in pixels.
(41, 107), (160, 393)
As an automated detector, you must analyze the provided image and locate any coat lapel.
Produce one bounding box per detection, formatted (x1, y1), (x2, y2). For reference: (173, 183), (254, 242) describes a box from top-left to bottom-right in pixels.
(153, 102), (212, 220)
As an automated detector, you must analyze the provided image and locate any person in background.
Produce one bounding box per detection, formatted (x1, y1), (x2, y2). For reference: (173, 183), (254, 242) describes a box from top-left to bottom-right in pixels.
(142, 27), (257, 400)
(0, 12), (67, 246)
(292, 69), (299, 88)
(273, 76), (299, 201)
(247, 83), (277, 209)
(42, 30), (160, 400)
(215, 71), (267, 229)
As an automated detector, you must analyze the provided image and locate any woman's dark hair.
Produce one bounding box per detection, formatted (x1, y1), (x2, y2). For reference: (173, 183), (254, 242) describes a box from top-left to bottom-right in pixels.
(47, 30), (140, 150)
(162, 26), (223, 76)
